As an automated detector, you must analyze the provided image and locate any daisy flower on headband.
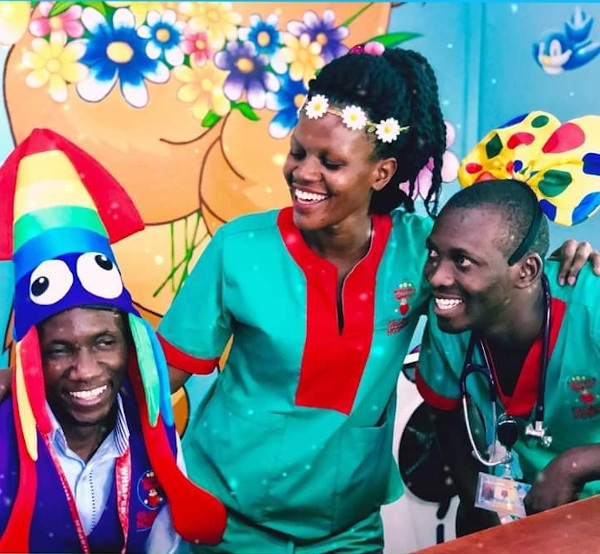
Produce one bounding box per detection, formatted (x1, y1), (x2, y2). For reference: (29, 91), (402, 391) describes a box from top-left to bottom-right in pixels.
(304, 94), (329, 119)
(341, 105), (367, 130)
(376, 118), (403, 143)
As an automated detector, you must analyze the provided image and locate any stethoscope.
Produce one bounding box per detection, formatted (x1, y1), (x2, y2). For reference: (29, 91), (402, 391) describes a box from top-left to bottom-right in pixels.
(460, 275), (552, 467)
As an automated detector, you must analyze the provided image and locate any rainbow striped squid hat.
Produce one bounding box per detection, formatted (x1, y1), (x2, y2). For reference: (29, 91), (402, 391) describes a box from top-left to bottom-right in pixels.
(0, 129), (225, 551)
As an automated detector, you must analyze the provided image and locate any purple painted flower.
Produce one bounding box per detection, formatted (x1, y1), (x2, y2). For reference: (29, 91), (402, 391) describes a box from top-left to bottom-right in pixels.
(286, 9), (348, 63)
(214, 41), (279, 109)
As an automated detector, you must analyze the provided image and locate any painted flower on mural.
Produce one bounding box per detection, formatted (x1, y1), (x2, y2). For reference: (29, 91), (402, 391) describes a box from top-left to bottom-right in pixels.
(22, 31), (87, 102)
(75, 7), (169, 108)
(29, 1), (84, 39)
(287, 9), (349, 64)
(12, 1), (424, 140)
(180, 27), (211, 67)
(266, 73), (308, 139)
(178, 2), (241, 50)
(173, 60), (229, 121)
(214, 41), (279, 109)
(138, 9), (185, 66)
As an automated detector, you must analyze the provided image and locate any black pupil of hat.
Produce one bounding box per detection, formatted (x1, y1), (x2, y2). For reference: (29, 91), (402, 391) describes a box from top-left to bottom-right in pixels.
(31, 276), (49, 297)
(96, 255), (113, 270)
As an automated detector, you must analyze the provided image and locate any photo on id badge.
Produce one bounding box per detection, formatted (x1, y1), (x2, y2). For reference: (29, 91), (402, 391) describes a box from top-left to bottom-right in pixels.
(475, 473), (531, 519)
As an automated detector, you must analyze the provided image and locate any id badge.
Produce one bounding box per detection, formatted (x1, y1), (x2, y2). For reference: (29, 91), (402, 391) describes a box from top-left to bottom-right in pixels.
(475, 472), (531, 520)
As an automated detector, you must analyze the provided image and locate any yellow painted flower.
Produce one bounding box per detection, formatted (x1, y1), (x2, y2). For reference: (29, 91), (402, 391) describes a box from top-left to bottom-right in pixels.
(105, 2), (183, 25)
(0, 2), (31, 46)
(278, 33), (323, 84)
(179, 2), (241, 50)
(173, 60), (230, 121)
(21, 32), (87, 103)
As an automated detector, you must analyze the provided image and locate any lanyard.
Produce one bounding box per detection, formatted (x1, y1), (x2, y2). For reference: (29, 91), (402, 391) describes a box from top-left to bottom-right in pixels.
(43, 433), (131, 553)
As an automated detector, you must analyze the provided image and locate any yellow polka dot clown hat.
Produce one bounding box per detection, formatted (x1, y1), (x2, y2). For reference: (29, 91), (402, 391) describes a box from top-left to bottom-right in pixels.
(459, 111), (600, 226)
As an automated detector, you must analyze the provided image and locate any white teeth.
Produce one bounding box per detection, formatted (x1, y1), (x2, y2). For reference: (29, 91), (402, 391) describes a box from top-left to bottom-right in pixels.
(294, 189), (328, 202)
(435, 298), (463, 310)
(69, 385), (108, 400)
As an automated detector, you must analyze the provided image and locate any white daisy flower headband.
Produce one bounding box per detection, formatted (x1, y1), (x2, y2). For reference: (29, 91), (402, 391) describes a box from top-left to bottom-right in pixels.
(299, 94), (410, 143)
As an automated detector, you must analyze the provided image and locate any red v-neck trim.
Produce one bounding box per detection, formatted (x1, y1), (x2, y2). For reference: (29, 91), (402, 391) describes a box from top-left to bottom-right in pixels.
(277, 207), (392, 415)
(490, 297), (566, 417)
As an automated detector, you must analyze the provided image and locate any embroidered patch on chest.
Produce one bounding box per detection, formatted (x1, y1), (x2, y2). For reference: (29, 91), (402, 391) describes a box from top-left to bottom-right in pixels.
(136, 469), (166, 530)
(567, 375), (600, 419)
(387, 280), (415, 335)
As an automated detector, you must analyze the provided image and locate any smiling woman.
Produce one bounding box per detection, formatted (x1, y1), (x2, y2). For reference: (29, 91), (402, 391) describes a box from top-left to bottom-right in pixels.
(157, 43), (448, 554)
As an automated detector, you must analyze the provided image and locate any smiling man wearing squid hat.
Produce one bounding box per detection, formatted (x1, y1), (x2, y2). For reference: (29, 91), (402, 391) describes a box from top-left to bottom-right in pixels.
(0, 128), (226, 552)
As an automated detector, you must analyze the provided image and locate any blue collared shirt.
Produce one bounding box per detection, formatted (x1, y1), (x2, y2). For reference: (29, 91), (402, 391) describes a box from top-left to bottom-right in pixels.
(48, 394), (181, 553)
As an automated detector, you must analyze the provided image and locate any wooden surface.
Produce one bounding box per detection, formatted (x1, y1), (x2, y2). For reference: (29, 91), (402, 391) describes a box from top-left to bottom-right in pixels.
(412, 495), (600, 554)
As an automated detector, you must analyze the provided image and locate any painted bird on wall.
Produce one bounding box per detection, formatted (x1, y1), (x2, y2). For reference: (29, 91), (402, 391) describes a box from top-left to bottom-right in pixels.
(534, 6), (600, 74)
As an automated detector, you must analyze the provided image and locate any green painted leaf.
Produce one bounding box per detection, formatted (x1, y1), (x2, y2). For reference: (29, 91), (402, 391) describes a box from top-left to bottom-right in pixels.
(50, 1), (109, 18)
(48, 1), (78, 17)
(366, 32), (422, 48)
(201, 110), (222, 129)
(232, 101), (260, 122)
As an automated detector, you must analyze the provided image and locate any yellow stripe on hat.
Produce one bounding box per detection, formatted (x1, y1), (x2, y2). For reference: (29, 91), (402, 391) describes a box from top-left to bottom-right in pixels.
(15, 342), (38, 460)
(14, 150), (95, 219)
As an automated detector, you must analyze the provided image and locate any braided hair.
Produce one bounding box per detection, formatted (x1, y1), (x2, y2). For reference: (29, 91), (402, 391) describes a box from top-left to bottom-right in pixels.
(307, 47), (447, 216)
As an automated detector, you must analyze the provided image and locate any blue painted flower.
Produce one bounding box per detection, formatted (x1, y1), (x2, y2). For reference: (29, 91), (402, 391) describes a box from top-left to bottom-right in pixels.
(266, 73), (307, 139)
(287, 9), (349, 63)
(76, 7), (169, 108)
(138, 9), (186, 67)
(238, 13), (280, 57)
(214, 40), (279, 109)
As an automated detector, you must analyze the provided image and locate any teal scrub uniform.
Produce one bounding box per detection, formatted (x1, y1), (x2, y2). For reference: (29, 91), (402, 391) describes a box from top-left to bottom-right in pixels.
(158, 207), (432, 552)
(417, 261), (600, 495)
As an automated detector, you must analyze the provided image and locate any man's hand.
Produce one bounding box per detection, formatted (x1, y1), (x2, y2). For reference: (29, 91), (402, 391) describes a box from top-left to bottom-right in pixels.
(551, 239), (600, 286)
(524, 445), (600, 514)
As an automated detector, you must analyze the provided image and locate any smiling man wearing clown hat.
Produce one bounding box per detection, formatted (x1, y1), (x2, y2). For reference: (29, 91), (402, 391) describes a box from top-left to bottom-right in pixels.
(0, 128), (226, 552)
(416, 111), (600, 536)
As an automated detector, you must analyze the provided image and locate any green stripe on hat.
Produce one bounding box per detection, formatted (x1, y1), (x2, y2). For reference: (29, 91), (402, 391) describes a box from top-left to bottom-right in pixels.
(14, 206), (109, 251)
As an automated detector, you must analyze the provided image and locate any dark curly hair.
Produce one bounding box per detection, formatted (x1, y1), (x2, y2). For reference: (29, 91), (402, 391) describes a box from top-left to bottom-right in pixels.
(307, 47), (447, 216)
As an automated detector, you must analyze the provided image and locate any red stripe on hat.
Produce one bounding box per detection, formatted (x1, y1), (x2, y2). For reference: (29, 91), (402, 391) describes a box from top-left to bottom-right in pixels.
(128, 364), (227, 544)
(0, 371), (38, 553)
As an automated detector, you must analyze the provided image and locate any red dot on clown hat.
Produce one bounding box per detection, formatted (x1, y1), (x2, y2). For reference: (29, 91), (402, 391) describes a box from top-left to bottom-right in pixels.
(543, 122), (585, 154)
(465, 162), (483, 174)
(507, 132), (535, 149)
(475, 171), (496, 183)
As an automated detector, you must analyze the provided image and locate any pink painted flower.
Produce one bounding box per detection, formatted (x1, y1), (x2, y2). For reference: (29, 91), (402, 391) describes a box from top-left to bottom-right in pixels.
(29, 1), (84, 39)
(180, 26), (211, 67)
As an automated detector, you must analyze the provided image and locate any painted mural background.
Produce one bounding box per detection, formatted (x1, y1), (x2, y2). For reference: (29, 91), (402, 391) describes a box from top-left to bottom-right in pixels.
(1, 2), (599, 552)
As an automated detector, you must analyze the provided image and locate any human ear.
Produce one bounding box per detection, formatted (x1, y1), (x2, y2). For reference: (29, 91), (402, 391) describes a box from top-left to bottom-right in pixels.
(372, 157), (397, 192)
(515, 253), (543, 288)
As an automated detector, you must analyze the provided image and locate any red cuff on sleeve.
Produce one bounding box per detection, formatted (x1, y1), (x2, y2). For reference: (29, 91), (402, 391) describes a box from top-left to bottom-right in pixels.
(415, 368), (461, 411)
(157, 334), (220, 375)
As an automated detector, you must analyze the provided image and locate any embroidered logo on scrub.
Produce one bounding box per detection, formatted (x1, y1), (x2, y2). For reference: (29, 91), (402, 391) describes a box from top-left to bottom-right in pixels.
(567, 375), (600, 419)
(136, 469), (166, 530)
(387, 280), (415, 335)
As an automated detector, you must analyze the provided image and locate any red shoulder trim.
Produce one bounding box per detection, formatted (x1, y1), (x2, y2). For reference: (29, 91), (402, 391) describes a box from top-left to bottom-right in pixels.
(157, 334), (219, 375)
